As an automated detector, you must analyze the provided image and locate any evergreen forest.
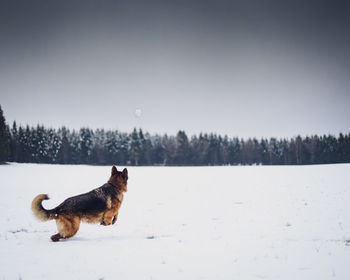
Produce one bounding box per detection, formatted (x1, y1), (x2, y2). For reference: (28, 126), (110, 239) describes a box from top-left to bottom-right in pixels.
(0, 105), (349, 166)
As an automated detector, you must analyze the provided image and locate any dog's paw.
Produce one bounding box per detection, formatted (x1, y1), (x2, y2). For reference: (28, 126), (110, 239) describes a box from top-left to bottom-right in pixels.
(51, 234), (61, 242)
(112, 216), (117, 224)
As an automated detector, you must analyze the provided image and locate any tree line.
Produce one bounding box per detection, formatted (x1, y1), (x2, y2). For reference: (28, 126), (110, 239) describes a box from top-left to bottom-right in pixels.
(0, 106), (350, 165)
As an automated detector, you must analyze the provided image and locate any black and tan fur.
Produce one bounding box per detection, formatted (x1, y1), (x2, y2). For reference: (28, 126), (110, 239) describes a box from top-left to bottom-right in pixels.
(32, 166), (128, 242)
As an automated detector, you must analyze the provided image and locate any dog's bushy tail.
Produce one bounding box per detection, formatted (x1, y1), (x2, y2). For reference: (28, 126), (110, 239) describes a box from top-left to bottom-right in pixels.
(32, 194), (55, 221)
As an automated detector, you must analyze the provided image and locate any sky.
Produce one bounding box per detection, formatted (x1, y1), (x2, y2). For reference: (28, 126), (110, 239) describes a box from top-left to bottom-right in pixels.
(1, 0), (349, 138)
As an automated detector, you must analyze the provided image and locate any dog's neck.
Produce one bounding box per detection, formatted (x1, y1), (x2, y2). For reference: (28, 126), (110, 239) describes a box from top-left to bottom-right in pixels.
(108, 180), (122, 190)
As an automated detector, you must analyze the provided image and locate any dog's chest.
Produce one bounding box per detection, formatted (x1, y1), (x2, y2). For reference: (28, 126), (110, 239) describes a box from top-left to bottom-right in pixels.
(108, 192), (123, 209)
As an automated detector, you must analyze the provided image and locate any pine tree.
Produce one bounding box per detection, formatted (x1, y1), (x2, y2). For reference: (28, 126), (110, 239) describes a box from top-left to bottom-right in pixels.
(207, 133), (221, 165)
(137, 129), (147, 165)
(129, 128), (141, 165)
(227, 137), (240, 165)
(69, 130), (81, 164)
(195, 133), (210, 165)
(258, 138), (268, 165)
(162, 134), (176, 165)
(9, 121), (19, 162)
(139, 131), (153, 165)
(105, 130), (118, 164)
(57, 127), (71, 164)
(151, 134), (166, 165)
(0, 105), (10, 163)
(47, 128), (61, 163)
(345, 133), (350, 163)
(34, 125), (49, 163)
(79, 128), (94, 164)
(174, 130), (190, 165)
(116, 132), (129, 165)
(91, 129), (107, 165)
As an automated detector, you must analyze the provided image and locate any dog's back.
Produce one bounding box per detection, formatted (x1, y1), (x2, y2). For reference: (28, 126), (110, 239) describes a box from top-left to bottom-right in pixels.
(53, 184), (117, 216)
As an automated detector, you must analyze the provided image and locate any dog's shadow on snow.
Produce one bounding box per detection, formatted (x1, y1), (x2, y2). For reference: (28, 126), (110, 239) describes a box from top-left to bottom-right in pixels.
(66, 233), (170, 243)
(71, 235), (136, 242)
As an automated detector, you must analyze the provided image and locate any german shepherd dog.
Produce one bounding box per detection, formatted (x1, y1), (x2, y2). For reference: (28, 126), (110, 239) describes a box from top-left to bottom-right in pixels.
(32, 166), (128, 241)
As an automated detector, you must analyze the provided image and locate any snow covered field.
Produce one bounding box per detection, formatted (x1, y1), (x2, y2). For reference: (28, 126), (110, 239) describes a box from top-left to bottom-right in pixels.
(1, 163), (350, 280)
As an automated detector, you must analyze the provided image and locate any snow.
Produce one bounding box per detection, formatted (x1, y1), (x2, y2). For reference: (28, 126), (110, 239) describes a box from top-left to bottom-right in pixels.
(1, 163), (350, 279)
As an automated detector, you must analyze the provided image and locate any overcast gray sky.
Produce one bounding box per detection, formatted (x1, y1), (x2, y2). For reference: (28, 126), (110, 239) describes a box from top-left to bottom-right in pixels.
(1, 0), (349, 138)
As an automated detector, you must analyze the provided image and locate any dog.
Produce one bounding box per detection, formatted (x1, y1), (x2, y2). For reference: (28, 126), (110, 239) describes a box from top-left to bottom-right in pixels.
(32, 166), (128, 241)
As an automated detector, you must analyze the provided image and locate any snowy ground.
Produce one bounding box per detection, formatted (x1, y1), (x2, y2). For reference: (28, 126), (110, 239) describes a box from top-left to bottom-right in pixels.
(0, 163), (350, 280)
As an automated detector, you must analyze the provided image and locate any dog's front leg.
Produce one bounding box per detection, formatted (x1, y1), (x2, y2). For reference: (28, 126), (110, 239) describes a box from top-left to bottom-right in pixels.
(101, 211), (114, 226)
(112, 212), (119, 224)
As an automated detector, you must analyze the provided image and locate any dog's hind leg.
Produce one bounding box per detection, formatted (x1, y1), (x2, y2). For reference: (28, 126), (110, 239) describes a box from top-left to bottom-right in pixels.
(52, 215), (80, 241)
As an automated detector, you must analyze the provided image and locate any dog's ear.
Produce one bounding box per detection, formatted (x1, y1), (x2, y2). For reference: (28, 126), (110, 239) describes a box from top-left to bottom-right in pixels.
(111, 166), (118, 175)
(122, 168), (128, 178)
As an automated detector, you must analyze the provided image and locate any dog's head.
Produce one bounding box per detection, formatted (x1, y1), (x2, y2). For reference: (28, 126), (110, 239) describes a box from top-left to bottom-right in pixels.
(109, 166), (128, 192)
